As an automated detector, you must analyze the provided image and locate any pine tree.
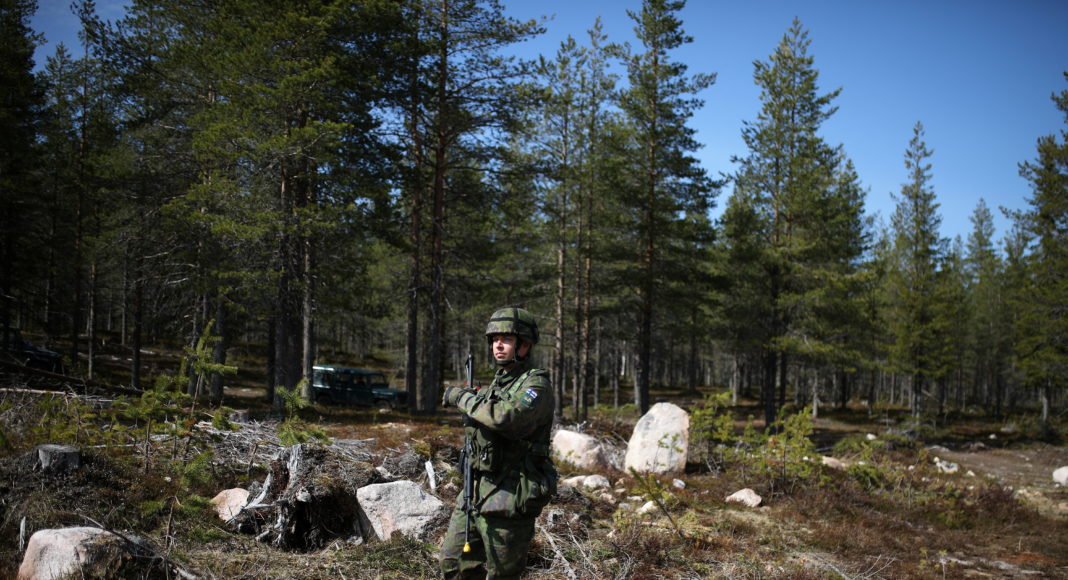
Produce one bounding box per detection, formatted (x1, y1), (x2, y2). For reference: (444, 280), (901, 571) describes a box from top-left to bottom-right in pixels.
(618, 0), (715, 414)
(0, 0), (43, 350)
(888, 121), (946, 417)
(965, 198), (1004, 412)
(391, 0), (542, 413)
(1017, 73), (1068, 423)
(723, 19), (858, 427)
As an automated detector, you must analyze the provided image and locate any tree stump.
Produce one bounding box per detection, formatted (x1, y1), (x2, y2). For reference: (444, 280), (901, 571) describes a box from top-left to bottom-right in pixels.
(35, 444), (81, 472)
(228, 409), (250, 423)
(231, 443), (377, 550)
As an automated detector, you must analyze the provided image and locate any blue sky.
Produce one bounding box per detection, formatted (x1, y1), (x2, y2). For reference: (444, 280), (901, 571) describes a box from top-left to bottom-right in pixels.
(31, 0), (1068, 246)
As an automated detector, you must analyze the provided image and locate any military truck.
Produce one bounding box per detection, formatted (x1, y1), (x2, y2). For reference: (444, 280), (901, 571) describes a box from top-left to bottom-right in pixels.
(310, 365), (407, 409)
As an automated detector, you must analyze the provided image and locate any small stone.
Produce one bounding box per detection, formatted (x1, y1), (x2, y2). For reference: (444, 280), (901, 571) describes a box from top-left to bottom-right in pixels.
(672, 479), (686, 490)
(725, 488), (762, 508)
(583, 475), (610, 490)
(934, 458), (959, 474)
(1053, 466), (1068, 486)
(562, 475), (588, 488)
(821, 456), (849, 470)
(637, 501), (658, 515)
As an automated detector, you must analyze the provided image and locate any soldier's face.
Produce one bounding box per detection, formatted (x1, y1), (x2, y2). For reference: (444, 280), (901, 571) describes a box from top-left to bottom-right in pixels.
(490, 334), (529, 364)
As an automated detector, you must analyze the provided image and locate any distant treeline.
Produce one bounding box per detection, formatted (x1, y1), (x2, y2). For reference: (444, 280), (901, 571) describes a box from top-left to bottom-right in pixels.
(0, 0), (1064, 426)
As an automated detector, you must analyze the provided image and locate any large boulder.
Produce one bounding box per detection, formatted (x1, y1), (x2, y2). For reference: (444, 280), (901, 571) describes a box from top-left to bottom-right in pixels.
(552, 430), (607, 470)
(17, 527), (159, 580)
(356, 480), (445, 542)
(624, 403), (689, 475)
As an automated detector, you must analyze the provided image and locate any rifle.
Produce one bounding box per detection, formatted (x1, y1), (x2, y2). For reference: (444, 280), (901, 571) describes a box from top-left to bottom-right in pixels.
(461, 351), (474, 554)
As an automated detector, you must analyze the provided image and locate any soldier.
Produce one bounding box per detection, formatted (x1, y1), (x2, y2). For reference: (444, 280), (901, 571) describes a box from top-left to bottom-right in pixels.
(440, 307), (557, 579)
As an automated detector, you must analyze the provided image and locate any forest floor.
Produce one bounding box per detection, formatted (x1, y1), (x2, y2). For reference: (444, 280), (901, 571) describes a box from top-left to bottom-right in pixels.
(1, 351), (1067, 578)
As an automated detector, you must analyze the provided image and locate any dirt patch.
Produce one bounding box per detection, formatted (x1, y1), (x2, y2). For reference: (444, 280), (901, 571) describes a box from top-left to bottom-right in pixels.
(935, 444), (1068, 518)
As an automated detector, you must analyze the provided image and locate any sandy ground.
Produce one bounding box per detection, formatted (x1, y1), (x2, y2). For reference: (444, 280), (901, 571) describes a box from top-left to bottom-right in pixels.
(936, 444), (1068, 518)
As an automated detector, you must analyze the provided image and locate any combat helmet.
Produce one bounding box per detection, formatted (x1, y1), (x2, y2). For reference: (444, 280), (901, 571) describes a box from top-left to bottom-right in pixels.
(485, 307), (539, 346)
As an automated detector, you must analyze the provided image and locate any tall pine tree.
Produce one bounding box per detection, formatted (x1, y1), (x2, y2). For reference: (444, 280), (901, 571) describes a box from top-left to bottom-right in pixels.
(888, 121), (946, 417)
(618, 0), (715, 414)
(1017, 73), (1068, 424)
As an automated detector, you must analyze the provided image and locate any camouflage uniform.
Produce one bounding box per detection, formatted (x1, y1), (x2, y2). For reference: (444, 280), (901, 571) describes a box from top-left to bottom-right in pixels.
(440, 309), (557, 580)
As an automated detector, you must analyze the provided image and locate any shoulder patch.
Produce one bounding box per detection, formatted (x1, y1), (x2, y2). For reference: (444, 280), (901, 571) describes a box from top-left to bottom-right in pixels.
(519, 387), (539, 408)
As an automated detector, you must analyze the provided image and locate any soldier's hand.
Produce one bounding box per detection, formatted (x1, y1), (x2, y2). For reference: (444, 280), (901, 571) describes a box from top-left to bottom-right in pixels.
(442, 386), (473, 407)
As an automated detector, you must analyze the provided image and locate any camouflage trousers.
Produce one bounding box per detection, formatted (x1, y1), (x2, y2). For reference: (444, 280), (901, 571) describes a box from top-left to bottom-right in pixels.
(439, 503), (536, 579)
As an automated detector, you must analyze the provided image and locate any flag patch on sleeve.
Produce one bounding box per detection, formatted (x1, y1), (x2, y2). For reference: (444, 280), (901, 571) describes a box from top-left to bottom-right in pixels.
(520, 388), (538, 407)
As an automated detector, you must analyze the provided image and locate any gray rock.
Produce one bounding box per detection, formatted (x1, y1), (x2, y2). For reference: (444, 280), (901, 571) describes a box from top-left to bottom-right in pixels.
(624, 403), (689, 475)
(1053, 466), (1068, 486)
(356, 480), (445, 542)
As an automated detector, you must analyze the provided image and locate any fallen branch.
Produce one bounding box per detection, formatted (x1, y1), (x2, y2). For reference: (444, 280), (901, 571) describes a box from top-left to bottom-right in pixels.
(536, 523), (577, 580)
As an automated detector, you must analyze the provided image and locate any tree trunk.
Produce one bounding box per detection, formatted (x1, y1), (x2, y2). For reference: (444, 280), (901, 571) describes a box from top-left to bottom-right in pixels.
(403, 11), (425, 414)
(687, 312), (699, 394)
(777, 351), (788, 409)
(274, 158), (304, 405)
(1040, 379), (1050, 425)
(301, 229), (315, 396)
(730, 355), (739, 405)
(210, 299), (228, 405)
(911, 373), (922, 418)
(265, 316), (276, 404)
(130, 260), (143, 391)
(554, 225), (566, 420)
(421, 0), (449, 414)
(812, 369), (821, 419)
(762, 349), (776, 430)
(87, 260), (97, 380)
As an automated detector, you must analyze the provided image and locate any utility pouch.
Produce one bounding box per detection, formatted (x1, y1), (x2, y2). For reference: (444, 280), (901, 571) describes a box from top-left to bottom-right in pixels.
(515, 455), (557, 516)
(471, 427), (504, 472)
(477, 472), (518, 518)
